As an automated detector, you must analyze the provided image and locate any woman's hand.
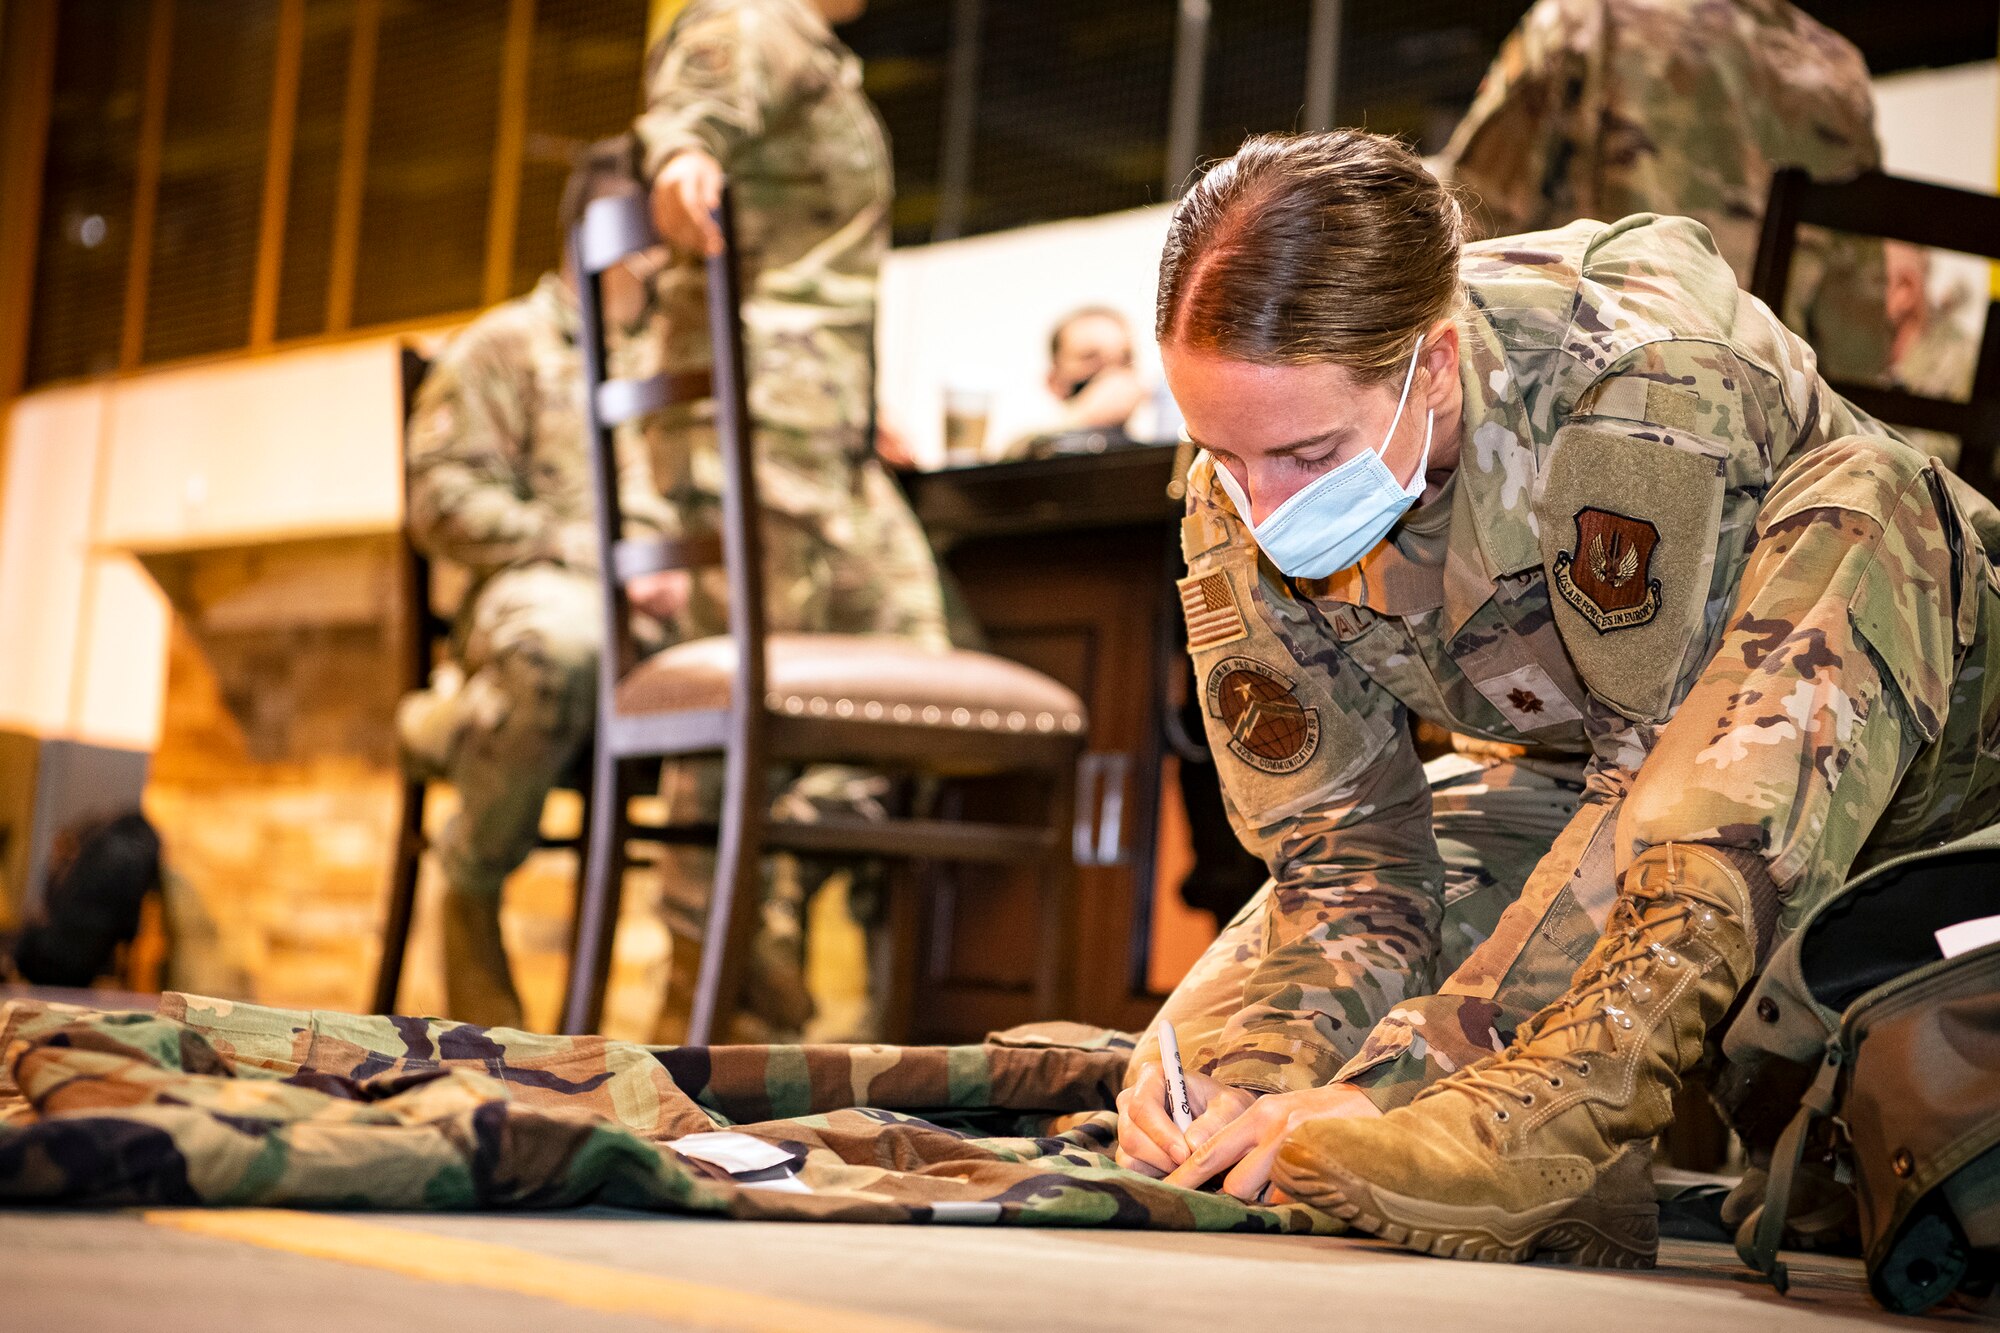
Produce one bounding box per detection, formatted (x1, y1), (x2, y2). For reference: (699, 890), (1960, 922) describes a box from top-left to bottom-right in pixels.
(1163, 1082), (1382, 1202)
(650, 150), (726, 256)
(1114, 1061), (1256, 1177)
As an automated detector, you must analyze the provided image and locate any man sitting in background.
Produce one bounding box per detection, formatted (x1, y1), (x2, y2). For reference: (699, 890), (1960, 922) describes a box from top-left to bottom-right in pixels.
(999, 307), (1150, 459)
(1436, 0), (1893, 385)
(1884, 240), (1983, 471)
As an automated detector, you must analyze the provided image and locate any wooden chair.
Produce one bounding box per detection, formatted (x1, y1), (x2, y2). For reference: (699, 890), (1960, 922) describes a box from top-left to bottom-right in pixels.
(1750, 167), (2000, 495)
(560, 187), (1088, 1042)
(373, 347), (595, 1014)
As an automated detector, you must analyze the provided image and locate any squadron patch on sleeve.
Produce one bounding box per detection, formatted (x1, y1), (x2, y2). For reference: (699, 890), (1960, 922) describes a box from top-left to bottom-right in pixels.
(1204, 656), (1321, 775)
(1551, 507), (1662, 633)
(1177, 570), (1249, 651)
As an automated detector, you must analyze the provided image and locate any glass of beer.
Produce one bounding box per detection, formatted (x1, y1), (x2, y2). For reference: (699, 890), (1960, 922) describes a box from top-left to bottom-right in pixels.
(942, 386), (991, 468)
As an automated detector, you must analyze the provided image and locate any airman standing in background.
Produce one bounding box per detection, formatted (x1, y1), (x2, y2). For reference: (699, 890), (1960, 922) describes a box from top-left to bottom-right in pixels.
(1437, 0), (1894, 386)
(635, 0), (952, 1039)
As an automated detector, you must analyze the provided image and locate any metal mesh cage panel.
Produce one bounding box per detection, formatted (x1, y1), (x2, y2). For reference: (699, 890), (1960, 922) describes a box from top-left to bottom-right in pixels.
(510, 0), (647, 299)
(142, 0), (279, 364)
(349, 0), (508, 328)
(24, 1), (151, 385)
(275, 0), (360, 342)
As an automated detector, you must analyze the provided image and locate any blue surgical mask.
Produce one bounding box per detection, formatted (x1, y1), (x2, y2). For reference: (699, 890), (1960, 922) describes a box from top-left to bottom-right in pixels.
(1209, 339), (1434, 579)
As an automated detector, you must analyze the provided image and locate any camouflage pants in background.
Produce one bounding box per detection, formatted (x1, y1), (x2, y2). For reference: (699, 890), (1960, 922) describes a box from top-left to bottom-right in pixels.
(413, 563), (600, 1030)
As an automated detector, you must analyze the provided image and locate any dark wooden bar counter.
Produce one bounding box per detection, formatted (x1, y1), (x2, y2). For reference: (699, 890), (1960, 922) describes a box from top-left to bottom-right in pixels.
(899, 446), (1189, 1038)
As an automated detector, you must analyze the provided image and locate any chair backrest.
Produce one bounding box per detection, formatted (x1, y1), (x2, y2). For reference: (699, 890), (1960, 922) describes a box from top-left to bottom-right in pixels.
(571, 185), (768, 727)
(1749, 167), (2000, 492)
(395, 347), (449, 695)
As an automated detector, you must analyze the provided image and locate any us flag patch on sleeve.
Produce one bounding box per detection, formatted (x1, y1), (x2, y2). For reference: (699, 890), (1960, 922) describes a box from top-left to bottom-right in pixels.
(1177, 570), (1249, 651)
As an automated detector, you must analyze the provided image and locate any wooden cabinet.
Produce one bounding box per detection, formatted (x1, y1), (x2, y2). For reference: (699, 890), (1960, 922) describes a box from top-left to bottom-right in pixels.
(901, 449), (1195, 1038)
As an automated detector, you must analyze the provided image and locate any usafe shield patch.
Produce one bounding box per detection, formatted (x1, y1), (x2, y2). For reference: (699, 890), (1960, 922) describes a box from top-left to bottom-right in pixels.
(1204, 655), (1321, 775)
(1178, 570), (1249, 651)
(1552, 506), (1662, 633)
(1535, 422), (1725, 722)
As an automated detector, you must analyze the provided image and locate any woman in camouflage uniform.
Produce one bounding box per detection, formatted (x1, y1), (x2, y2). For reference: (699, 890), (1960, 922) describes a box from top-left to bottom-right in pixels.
(1116, 130), (2000, 1267)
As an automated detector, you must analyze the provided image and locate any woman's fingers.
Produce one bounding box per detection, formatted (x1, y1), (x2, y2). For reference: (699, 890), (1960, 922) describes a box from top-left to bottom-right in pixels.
(1163, 1109), (1262, 1190)
(1182, 1087), (1251, 1153)
(1113, 1078), (1182, 1174)
(1114, 1119), (1178, 1175)
(1219, 1129), (1289, 1203)
(1113, 1145), (1167, 1179)
(1120, 1063), (1189, 1165)
(1181, 1068), (1229, 1118)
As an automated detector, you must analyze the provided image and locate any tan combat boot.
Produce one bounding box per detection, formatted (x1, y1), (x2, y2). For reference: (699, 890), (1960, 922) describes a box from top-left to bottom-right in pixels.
(1273, 842), (1764, 1267)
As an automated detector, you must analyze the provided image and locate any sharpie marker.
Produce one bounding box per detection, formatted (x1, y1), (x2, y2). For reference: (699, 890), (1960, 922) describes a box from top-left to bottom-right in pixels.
(1155, 1019), (1195, 1131)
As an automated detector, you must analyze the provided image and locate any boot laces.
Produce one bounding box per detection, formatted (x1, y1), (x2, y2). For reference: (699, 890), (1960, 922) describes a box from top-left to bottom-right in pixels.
(1420, 884), (1701, 1119)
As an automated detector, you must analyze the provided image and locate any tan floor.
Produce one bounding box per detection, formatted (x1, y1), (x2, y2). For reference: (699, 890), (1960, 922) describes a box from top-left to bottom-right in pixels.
(2, 1207), (1980, 1332)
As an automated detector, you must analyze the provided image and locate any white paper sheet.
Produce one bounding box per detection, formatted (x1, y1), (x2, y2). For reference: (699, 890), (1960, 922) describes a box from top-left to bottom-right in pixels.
(1935, 913), (2000, 960)
(669, 1132), (796, 1174)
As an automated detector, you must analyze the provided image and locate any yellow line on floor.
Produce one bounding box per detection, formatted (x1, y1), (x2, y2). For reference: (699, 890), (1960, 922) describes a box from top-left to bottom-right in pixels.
(142, 1209), (949, 1333)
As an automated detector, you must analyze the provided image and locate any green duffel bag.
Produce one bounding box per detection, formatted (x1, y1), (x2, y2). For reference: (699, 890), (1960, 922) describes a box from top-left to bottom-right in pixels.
(1728, 824), (2000, 1315)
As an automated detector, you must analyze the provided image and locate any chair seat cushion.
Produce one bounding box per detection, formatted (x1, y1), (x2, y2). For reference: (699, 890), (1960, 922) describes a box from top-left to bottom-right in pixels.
(616, 634), (1087, 737)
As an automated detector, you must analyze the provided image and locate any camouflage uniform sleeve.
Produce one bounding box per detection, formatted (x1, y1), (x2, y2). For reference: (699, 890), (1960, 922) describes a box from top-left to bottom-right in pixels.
(1621, 435), (1955, 918)
(1435, 0), (1597, 240)
(1178, 468), (1447, 1097)
(636, 2), (810, 179)
(406, 327), (567, 572)
(1336, 329), (1788, 1107)
(1336, 746), (1637, 1110)
(1199, 725), (1446, 1096)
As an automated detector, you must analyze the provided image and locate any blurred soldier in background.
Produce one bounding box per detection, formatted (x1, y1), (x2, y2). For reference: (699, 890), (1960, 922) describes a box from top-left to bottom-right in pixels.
(1884, 239), (1983, 470)
(637, 0), (945, 649)
(1436, 0), (1894, 385)
(637, 0), (952, 1040)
